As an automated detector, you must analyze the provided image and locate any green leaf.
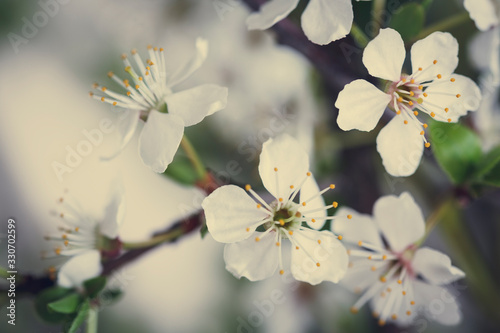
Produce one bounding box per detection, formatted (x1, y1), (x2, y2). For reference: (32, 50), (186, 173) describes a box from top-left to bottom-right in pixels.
(83, 276), (107, 299)
(66, 301), (90, 333)
(99, 289), (123, 306)
(164, 154), (198, 185)
(389, 3), (425, 41)
(429, 121), (483, 184)
(200, 223), (209, 239)
(48, 293), (83, 314)
(35, 287), (74, 323)
(474, 145), (500, 186)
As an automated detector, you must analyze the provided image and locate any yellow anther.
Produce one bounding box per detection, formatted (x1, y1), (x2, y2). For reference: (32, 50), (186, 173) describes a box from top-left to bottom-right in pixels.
(410, 91), (414, 97)
(391, 314), (397, 320)
(316, 262), (320, 267)
(450, 78), (455, 82)
(378, 319), (386, 326)
(60, 213), (64, 218)
(302, 202), (306, 206)
(402, 291), (407, 295)
(445, 107), (449, 112)
(373, 311), (379, 318)
(154, 47), (158, 51)
(107, 71), (113, 78)
(288, 231), (293, 235)
(456, 94), (461, 98)
(279, 198), (283, 202)
(274, 167), (278, 172)
(307, 172), (311, 176)
(430, 112), (436, 117)
(75, 227), (79, 232)
(126, 91), (131, 96)
(54, 248), (61, 255)
(420, 131), (425, 135)
(350, 307), (359, 314)
(290, 185), (294, 189)
(447, 118), (452, 123)
(135, 85), (140, 89)
(121, 53), (127, 60)
(371, 266), (376, 271)
(425, 142), (431, 148)
(147, 44), (152, 50)
(279, 270), (284, 275)
(332, 201), (338, 208)
(347, 215), (353, 220)
(404, 120), (408, 125)
(48, 266), (56, 273)
(279, 219), (285, 226)
(368, 255), (372, 260)
(62, 234), (68, 239)
(295, 212), (301, 217)
(131, 48), (137, 55)
(418, 85), (423, 90)
(317, 239), (321, 244)
(329, 184), (335, 189)
(101, 97), (105, 102)
(408, 101), (413, 106)
(380, 276), (387, 283)
(387, 288), (392, 292)
(338, 235), (343, 240)
(397, 97), (403, 103)
(437, 74), (442, 79)
(139, 77), (143, 81)
(125, 66), (131, 72)
(276, 242), (280, 246)
(311, 218), (316, 223)
(433, 60), (438, 64)
(402, 78), (407, 83)
(246, 228), (250, 232)
(255, 237), (260, 242)
(396, 110), (401, 115)
(245, 184), (251, 191)
(423, 93), (428, 97)
(159, 48), (164, 52)
(382, 255), (387, 260)
(296, 246), (300, 250)
(113, 102), (117, 106)
(257, 204), (262, 209)
(88, 92), (94, 97)
(64, 240), (69, 246)
(358, 240), (363, 246)
(414, 111), (419, 116)
(397, 279), (402, 284)
(92, 82), (99, 89)
(411, 301), (416, 305)
(406, 311), (412, 316)
(410, 79), (415, 84)
(423, 123), (428, 128)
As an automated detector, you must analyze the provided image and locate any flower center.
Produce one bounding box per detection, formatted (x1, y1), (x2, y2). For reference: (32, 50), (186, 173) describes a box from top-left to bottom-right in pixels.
(264, 201), (302, 235)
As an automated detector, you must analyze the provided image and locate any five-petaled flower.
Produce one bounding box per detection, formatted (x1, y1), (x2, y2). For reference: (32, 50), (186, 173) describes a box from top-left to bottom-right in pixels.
(335, 28), (482, 177)
(90, 38), (228, 173)
(44, 182), (125, 288)
(332, 192), (465, 326)
(246, 0), (370, 45)
(202, 134), (348, 284)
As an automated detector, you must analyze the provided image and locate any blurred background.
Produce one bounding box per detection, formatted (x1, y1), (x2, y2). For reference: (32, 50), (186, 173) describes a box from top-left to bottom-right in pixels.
(0, 0), (499, 332)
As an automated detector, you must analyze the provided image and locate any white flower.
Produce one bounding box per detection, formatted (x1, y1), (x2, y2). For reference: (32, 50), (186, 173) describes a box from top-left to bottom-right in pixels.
(464, 0), (500, 31)
(335, 28), (482, 177)
(44, 182), (125, 288)
(90, 38), (228, 173)
(201, 134), (348, 284)
(332, 192), (465, 326)
(246, 0), (369, 45)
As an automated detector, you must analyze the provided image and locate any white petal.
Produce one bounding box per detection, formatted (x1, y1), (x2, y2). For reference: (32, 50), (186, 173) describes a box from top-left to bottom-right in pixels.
(291, 229), (348, 285)
(258, 134), (309, 200)
(57, 250), (102, 288)
(412, 247), (465, 285)
(362, 28), (406, 81)
(411, 32), (458, 82)
(335, 79), (390, 131)
(413, 281), (462, 325)
(138, 111), (184, 173)
(376, 116), (424, 177)
(373, 192), (425, 252)
(422, 74), (482, 123)
(101, 110), (140, 161)
(332, 207), (384, 248)
(464, 0), (499, 31)
(223, 230), (278, 281)
(299, 173), (326, 230)
(99, 180), (126, 239)
(165, 84), (228, 127)
(202, 185), (269, 243)
(167, 38), (208, 87)
(301, 0), (353, 45)
(246, 0), (300, 30)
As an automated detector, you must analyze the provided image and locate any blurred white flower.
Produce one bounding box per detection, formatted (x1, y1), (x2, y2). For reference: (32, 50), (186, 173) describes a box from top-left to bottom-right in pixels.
(464, 0), (500, 31)
(202, 134), (348, 284)
(335, 28), (482, 177)
(91, 38), (228, 173)
(246, 0), (369, 45)
(44, 181), (125, 288)
(332, 192), (465, 327)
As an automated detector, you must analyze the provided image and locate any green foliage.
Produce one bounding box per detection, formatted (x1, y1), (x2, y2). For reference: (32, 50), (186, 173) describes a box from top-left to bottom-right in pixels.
(429, 121), (483, 185)
(473, 146), (500, 186)
(66, 301), (90, 333)
(48, 293), (83, 314)
(164, 154), (199, 185)
(83, 276), (107, 299)
(35, 287), (74, 323)
(200, 223), (209, 239)
(389, 3), (426, 41)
